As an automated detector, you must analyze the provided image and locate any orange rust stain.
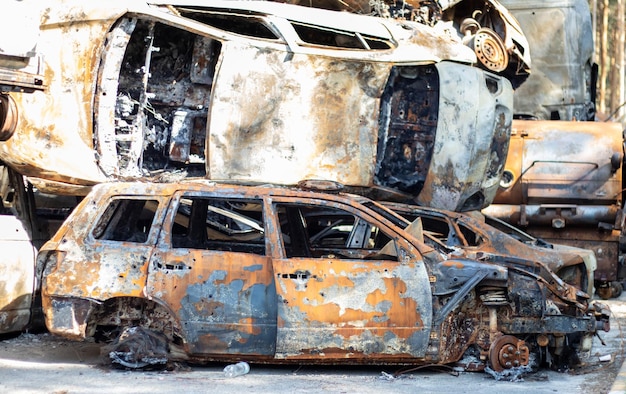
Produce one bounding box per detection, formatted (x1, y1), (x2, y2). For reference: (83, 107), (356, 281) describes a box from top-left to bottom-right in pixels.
(196, 334), (229, 352)
(149, 251), (274, 305)
(193, 299), (222, 315)
(278, 270), (423, 337)
(196, 252), (274, 288)
(237, 318), (262, 336)
(441, 261), (465, 269)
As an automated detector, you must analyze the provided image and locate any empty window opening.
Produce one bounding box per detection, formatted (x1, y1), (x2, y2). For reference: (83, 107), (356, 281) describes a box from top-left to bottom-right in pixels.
(171, 196), (265, 255)
(291, 22), (392, 50)
(275, 203), (396, 260)
(177, 8), (279, 40)
(92, 198), (158, 243)
(96, 18), (221, 178)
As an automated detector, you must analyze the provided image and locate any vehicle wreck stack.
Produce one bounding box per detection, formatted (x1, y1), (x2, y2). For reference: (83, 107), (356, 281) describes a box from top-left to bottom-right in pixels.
(0, 0), (616, 378)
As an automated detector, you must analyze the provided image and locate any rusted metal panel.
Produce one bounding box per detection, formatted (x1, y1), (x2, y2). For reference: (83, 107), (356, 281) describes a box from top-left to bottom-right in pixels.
(483, 119), (624, 293)
(413, 62), (511, 211)
(147, 249), (278, 355)
(484, 204), (623, 228)
(512, 226), (620, 283)
(384, 201), (595, 296)
(273, 257), (432, 359)
(42, 190), (172, 337)
(492, 120), (623, 205)
(209, 52), (512, 212)
(208, 46), (389, 186)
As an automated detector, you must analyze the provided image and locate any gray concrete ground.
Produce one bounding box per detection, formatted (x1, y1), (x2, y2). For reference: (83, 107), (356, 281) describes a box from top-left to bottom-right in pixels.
(0, 293), (624, 394)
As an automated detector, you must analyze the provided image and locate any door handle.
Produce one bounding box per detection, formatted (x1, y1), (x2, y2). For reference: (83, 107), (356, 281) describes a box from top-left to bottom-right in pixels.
(281, 270), (311, 280)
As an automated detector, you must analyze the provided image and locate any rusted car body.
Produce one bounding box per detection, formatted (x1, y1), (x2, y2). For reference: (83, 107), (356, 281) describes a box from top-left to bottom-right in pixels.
(382, 201), (596, 296)
(479, 0), (626, 298)
(39, 181), (609, 372)
(0, 0), (512, 212)
(483, 120), (625, 298)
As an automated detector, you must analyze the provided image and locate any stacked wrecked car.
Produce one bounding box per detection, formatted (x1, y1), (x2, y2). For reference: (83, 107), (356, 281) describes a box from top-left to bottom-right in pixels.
(39, 180), (609, 371)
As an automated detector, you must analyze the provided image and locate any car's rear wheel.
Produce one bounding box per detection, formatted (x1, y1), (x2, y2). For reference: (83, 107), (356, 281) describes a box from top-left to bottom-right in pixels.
(107, 326), (170, 369)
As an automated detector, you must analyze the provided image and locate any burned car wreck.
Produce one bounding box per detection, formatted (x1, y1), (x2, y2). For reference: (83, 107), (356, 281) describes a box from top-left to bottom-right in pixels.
(39, 181), (609, 372)
(0, 0), (513, 211)
(382, 202), (597, 297)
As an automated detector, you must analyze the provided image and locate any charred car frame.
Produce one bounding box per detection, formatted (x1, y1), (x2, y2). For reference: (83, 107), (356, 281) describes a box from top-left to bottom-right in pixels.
(40, 181), (609, 372)
(382, 201), (597, 297)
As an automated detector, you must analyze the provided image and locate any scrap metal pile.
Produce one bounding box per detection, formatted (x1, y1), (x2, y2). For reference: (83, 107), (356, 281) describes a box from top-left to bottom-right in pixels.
(0, 0), (619, 378)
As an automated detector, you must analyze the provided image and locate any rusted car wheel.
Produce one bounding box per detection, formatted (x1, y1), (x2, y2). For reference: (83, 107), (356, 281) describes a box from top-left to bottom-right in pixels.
(611, 281), (623, 298)
(472, 28), (509, 73)
(597, 283), (614, 300)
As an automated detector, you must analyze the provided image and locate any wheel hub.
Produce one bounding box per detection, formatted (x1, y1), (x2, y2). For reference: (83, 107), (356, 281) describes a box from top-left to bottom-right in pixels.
(489, 335), (530, 372)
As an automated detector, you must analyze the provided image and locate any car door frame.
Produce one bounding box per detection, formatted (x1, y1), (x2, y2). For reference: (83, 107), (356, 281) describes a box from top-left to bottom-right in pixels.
(146, 188), (278, 356)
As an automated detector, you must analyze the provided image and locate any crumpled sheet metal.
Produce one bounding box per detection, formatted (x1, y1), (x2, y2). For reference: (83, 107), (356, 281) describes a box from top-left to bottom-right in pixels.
(41, 181), (608, 369)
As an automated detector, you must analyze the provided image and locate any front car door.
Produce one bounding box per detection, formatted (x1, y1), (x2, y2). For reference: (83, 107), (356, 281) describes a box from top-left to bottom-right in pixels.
(268, 198), (432, 361)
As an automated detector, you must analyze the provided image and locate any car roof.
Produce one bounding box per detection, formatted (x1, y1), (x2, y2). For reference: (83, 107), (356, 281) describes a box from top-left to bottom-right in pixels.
(92, 179), (375, 204)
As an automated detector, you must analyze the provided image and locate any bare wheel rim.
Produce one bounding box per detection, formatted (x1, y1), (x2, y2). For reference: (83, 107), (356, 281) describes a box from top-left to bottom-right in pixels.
(473, 28), (508, 73)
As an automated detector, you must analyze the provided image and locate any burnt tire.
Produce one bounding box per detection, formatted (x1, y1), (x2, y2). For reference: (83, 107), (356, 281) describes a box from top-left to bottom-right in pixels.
(107, 326), (170, 369)
(597, 284), (613, 300)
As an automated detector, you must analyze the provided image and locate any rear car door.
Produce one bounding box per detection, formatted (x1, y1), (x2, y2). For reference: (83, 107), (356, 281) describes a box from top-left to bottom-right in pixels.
(146, 191), (277, 356)
(269, 199), (432, 361)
